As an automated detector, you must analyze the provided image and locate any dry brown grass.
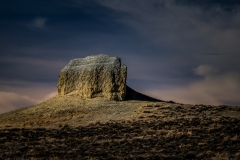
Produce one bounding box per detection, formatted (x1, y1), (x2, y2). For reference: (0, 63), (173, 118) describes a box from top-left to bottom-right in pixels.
(0, 95), (240, 159)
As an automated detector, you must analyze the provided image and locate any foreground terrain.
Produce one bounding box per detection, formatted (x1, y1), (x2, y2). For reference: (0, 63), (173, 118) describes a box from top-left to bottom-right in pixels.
(0, 96), (240, 159)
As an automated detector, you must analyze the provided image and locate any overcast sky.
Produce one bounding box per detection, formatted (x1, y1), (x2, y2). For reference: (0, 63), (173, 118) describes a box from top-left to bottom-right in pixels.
(1, 0), (240, 113)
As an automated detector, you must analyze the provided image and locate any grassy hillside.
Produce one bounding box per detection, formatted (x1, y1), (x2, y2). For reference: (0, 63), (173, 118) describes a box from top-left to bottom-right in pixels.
(0, 96), (240, 159)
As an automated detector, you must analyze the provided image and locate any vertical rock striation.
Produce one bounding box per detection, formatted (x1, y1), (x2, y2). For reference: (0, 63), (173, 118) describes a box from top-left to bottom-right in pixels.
(57, 54), (127, 101)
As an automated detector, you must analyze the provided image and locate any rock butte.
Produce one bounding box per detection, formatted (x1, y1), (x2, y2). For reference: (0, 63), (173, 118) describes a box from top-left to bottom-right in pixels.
(57, 54), (160, 102)
(57, 54), (127, 101)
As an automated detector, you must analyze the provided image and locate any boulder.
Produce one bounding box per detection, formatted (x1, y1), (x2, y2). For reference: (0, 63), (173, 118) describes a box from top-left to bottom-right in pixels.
(57, 54), (127, 101)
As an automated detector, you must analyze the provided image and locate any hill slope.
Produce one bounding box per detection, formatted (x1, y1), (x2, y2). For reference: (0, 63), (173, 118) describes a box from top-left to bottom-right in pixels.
(1, 94), (240, 159)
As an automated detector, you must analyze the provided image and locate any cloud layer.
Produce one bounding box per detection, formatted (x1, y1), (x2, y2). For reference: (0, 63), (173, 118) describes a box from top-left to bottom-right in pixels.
(27, 17), (48, 30)
(0, 92), (37, 113)
(98, 0), (240, 53)
(0, 80), (57, 114)
(0, 91), (57, 114)
(144, 65), (240, 105)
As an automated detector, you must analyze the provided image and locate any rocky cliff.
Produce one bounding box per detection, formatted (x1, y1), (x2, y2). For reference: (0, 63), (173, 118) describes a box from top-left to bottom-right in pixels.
(57, 54), (127, 101)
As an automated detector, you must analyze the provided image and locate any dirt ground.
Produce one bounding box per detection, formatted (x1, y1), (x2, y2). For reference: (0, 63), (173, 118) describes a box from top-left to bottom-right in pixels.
(0, 95), (240, 159)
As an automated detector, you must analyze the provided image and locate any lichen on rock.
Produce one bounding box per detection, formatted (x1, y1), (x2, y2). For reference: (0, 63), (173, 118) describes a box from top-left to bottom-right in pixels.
(57, 54), (127, 101)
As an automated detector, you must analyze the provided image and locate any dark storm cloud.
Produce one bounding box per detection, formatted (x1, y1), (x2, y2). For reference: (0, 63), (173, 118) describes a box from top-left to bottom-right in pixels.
(0, 57), (66, 82)
(1, 0), (240, 113)
(97, 0), (240, 53)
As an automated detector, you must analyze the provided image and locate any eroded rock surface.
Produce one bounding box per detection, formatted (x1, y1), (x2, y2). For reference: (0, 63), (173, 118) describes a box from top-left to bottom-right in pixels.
(57, 54), (127, 101)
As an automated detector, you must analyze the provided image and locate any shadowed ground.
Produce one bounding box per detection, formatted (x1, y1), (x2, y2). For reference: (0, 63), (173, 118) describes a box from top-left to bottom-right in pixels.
(125, 86), (162, 102)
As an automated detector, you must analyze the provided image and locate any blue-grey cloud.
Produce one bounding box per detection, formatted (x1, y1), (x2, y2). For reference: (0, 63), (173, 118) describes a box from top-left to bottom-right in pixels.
(144, 65), (240, 105)
(0, 57), (67, 82)
(97, 0), (240, 54)
(194, 64), (219, 76)
(27, 17), (48, 30)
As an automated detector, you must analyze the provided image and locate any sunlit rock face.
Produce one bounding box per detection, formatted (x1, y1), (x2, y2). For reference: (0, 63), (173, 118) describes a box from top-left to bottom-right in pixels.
(57, 54), (127, 101)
